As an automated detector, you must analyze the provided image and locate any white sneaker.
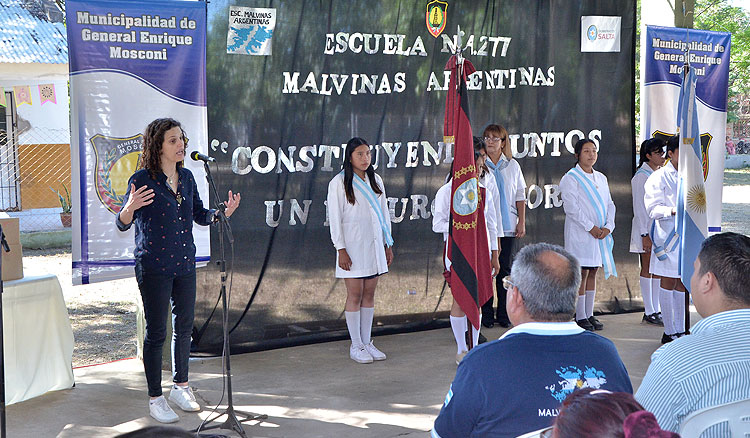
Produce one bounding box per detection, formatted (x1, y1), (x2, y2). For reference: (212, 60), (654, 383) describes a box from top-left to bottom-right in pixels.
(350, 344), (374, 364)
(364, 341), (386, 361)
(168, 385), (201, 412)
(149, 395), (179, 423)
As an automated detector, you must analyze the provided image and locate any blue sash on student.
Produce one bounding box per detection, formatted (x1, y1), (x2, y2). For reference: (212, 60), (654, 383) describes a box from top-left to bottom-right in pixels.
(633, 165), (653, 179)
(486, 158), (513, 234)
(650, 220), (679, 261)
(346, 171), (394, 247)
(567, 167), (617, 278)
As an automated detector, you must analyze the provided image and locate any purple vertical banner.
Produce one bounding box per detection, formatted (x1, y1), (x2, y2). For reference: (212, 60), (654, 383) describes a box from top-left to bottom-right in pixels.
(66, 0), (209, 284)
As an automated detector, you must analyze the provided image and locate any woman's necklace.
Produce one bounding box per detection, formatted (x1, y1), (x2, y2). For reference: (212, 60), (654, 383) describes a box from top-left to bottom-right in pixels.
(165, 169), (178, 186)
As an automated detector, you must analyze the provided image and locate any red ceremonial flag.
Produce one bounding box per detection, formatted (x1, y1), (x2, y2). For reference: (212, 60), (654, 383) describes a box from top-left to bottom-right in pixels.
(443, 54), (493, 334)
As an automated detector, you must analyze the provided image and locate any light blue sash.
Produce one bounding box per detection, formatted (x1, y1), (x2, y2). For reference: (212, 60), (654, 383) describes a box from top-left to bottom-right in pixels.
(634, 165), (653, 179)
(650, 220), (679, 261)
(486, 158), (513, 233)
(567, 167), (617, 278)
(345, 171), (394, 247)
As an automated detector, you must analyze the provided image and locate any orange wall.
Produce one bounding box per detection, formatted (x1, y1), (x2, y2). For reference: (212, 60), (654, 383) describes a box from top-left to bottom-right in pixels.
(18, 143), (71, 210)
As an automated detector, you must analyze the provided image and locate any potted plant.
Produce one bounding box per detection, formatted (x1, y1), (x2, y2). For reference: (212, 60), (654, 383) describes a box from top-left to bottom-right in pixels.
(50, 183), (72, 227)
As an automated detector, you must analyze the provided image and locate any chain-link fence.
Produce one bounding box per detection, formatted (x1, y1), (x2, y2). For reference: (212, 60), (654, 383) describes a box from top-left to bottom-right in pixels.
(0, 126), (71, 233)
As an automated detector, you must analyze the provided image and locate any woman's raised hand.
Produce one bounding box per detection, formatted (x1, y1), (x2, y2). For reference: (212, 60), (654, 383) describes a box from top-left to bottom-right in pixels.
(119, 184), (154, 225)
(224, 190), (241, 217)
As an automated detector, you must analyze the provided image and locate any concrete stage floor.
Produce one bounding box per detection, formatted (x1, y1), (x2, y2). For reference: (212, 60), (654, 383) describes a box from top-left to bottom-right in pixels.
(7, 310), (699, 437)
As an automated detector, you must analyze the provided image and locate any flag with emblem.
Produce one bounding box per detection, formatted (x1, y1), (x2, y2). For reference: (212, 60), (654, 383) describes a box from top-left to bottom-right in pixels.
(443, 53), (493, 334)
(13, 85), (32, 106)
(0, 88), (6, 107)
(676, 66), (708, 290)
(38, 84), (57, 105)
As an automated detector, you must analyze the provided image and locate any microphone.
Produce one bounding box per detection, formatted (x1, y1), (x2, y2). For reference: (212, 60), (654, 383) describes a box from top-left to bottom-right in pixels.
(190, 151), (216, 163)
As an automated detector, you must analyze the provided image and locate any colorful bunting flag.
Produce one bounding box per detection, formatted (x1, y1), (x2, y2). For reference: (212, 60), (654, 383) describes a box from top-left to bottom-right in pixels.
(13, 85), (32, 106)
(0, 88), (6, 107)
(39, 84), (57, 105)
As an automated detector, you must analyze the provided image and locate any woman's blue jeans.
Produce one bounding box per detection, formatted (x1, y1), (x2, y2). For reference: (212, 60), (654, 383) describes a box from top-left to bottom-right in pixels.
(135, 263), (196, 397)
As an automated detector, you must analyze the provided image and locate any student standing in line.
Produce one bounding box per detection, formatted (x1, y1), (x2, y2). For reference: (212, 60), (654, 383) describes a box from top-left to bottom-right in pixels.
(117, 118), (241, 423)
(559, 138), (617, 331)
(327, 137), (394, 364)
(481, 124), (526, 329)
(630, 138), (666, 326)
(644, 135), (686, 344)
(433, 138), (499, 364)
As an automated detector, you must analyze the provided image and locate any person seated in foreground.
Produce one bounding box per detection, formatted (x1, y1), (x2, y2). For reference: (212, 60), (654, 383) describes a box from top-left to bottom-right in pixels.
(431, 242), (633, 438)
(636, 232), (750, 434)
(551, 388), (679, 438)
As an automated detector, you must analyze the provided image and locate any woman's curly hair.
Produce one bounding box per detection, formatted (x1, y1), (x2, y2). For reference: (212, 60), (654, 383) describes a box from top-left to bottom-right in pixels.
(139, 118), (187, 177)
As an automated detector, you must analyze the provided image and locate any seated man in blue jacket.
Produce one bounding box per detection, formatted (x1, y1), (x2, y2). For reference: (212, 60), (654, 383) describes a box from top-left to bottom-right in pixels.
(432, 242), (632, 438)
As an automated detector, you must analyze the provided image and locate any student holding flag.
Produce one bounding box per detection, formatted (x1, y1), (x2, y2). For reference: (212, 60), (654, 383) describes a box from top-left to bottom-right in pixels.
(327, 137), (394, 364)
(560, 138), (617, 331)
(644, 135), (685, 344)
(630, 138), (666, 326)
(433, 139), (499, 364)
(481, 123), (527, 329)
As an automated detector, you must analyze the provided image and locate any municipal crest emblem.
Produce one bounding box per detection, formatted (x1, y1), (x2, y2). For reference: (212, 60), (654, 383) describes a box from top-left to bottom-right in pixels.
(426, 0), (448, 38)
(652, 129), (712, 181)
(90, 134), (144, 214)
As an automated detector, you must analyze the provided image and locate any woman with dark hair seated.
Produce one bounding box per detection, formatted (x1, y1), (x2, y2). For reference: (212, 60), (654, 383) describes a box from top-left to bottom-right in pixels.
(549, 388), (679, 438)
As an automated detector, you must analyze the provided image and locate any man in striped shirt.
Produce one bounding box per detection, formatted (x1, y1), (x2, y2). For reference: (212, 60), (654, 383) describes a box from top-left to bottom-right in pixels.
(636, 232), (750, 434)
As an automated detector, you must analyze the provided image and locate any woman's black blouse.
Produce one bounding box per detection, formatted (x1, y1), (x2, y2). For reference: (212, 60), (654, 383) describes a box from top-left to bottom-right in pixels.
(116, 167), (214, 276)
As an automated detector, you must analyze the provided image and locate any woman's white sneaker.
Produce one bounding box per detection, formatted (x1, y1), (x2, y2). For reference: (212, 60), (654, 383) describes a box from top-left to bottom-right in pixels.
(168, 385), (200, 412)
(364, 341), (386, 360)
(350, 344), (374, 363)
(149, 395), (179, 423)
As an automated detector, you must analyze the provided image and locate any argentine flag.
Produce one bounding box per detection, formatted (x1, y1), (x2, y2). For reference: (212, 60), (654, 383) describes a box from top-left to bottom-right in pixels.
(676, 67), (708, 291)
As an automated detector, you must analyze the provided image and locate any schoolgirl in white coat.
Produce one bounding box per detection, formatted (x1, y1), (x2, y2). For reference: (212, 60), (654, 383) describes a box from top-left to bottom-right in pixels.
(559, 139), (616, 332)
(644, 135), (687, 343)
(327, 137), (394, 364)
(630, 138), (666, 326)
(432, 139), (499, 364)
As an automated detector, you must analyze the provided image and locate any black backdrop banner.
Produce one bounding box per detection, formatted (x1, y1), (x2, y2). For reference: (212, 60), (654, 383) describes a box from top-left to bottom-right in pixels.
(194, 0), (636, 353)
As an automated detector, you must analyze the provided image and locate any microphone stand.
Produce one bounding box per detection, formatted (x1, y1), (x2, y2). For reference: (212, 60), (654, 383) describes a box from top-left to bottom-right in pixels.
(0, 225), (11, 438)
(196, 161), (266, 437)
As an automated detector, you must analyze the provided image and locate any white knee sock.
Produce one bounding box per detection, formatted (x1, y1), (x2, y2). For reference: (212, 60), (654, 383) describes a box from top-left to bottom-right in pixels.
(471, 321), (480, 348)
(450, 315), (468, 353)
(360, 307), (374, 345)
(640, 277), (655, 315)
(345, 310), (363, 346)
(585, 290), (596, 318)
(576, 295), (586, 321)
(672, 291), (686, 334)
(651, 277), (661, 313)
(659, 288), (674, 335)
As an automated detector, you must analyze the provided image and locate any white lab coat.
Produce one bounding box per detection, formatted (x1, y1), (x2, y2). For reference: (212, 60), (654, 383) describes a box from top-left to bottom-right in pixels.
(432, 180), (498, 272)
(486, 156), (526, 236)
(629, 165), (655, 253)
(644, 162), (679, 277)
(327, 172), (391, 278)
(559, 164), (616, 268)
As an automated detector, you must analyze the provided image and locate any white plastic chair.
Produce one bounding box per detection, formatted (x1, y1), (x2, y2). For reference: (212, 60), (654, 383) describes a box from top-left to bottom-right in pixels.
(516, 427), (552, 438)
(679, 398), (750, 438)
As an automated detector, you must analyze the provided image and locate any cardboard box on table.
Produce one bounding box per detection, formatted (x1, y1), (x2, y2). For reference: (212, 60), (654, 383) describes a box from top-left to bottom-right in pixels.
(0, 218), (23, 281)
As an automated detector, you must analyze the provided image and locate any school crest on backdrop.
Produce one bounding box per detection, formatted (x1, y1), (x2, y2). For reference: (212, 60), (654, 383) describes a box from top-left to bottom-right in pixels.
(90, 133), (143, 214)
(425, 0), (447, 38)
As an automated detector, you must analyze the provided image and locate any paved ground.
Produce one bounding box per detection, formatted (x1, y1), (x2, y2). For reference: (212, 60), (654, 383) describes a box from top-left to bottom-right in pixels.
(6, 311), (690, 438)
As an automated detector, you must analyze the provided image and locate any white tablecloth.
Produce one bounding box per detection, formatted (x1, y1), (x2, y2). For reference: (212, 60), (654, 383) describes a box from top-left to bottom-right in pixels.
(3, 274), (74, 404)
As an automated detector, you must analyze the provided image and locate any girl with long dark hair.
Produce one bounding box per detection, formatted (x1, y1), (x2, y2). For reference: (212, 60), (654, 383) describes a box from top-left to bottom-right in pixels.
(630, 138), (666, 326)
(117, 118), (241, 423)
(326, 137), (394, 364)
(559, 138), (617, 332)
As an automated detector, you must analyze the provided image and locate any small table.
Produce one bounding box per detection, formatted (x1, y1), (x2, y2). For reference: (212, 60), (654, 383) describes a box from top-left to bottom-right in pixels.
(3, 274), (74, 404)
